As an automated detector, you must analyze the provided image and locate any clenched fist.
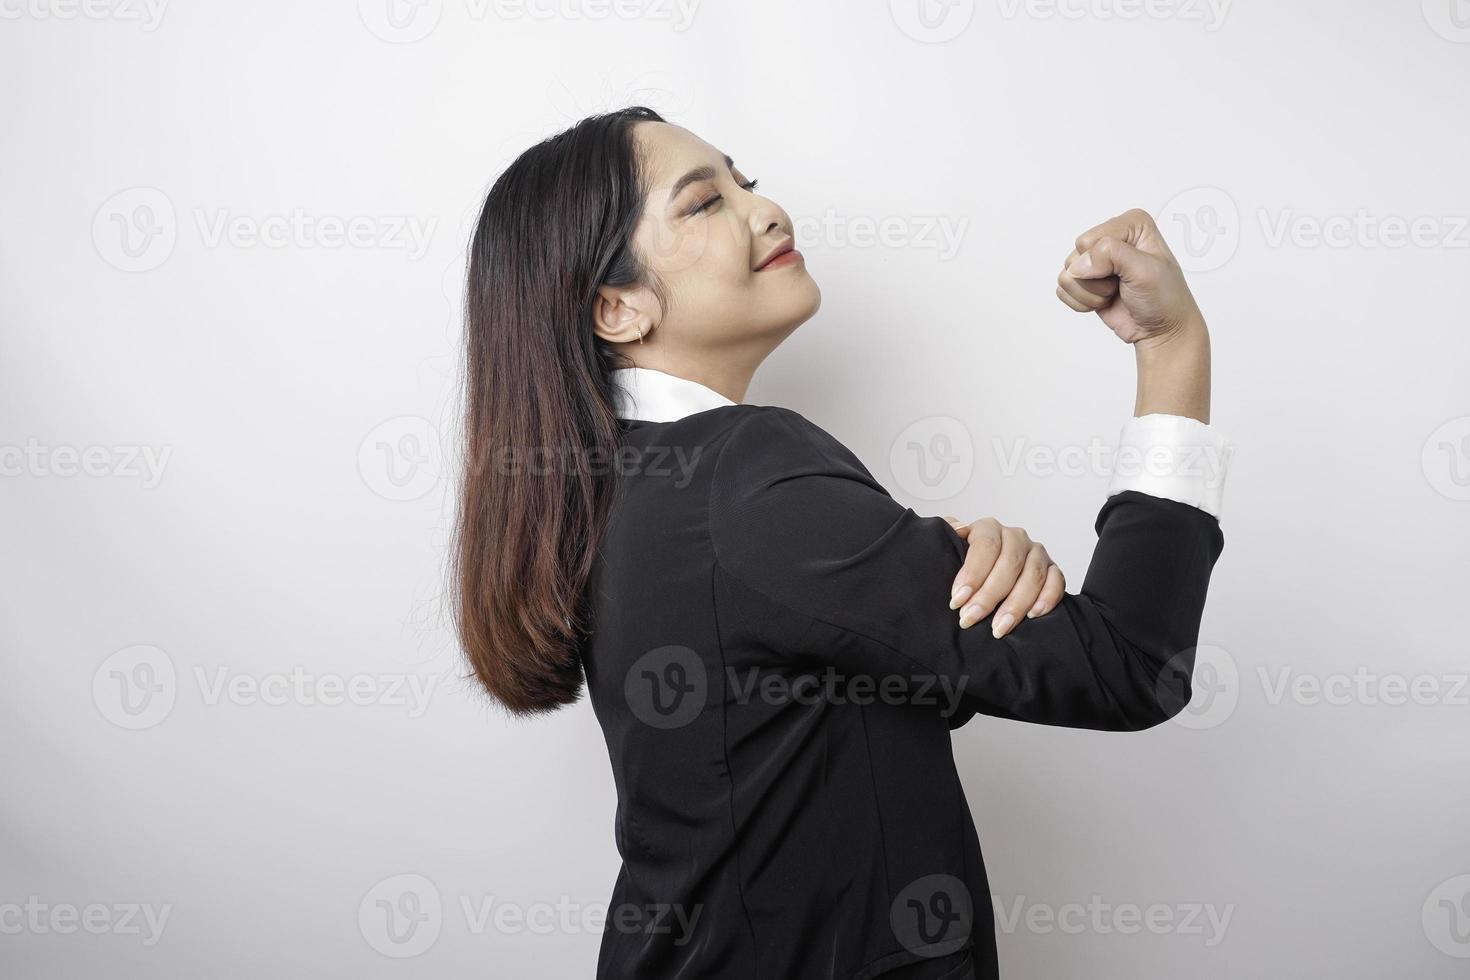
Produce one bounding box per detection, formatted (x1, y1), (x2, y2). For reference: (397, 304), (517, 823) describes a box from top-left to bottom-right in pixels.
(1056, 208), (1206, 349)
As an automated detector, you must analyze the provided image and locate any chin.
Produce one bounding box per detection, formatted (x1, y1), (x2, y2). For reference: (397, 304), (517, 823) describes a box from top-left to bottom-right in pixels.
(791, 274), (822, 321)
(751, 276), (822, 340)
(773, 284), (822, 339)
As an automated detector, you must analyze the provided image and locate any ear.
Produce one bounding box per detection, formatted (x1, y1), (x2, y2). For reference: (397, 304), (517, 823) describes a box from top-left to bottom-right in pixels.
(591, 284), (658, 345)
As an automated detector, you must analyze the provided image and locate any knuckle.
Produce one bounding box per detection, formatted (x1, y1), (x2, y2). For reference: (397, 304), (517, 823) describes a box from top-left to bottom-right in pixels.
(969, 532), (1000, 555)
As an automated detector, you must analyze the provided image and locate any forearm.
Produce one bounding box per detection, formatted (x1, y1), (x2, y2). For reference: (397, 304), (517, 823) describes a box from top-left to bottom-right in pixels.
(1132, 316), (1212, 424)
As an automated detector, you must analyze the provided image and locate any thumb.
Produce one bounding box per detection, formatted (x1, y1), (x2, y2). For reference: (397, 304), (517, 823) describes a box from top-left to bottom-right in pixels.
(1068, 235), (1158, 284)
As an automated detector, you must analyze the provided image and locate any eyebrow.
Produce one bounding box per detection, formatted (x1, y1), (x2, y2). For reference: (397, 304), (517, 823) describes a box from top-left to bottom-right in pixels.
(667, 154), (735, 206)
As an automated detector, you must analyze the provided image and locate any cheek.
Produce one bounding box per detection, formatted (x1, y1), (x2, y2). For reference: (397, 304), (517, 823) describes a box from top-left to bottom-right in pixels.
(637, 213), (715, 276)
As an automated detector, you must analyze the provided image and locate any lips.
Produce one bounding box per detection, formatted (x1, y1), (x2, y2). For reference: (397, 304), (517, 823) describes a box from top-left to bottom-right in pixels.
(755, 239), (796, 271)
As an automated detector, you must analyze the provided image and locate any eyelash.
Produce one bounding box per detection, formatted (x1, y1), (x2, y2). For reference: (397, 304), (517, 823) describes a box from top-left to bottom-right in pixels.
(688, 178), (759, 216)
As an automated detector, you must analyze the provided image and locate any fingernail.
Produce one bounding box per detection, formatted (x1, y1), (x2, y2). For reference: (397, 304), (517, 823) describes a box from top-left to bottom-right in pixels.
(1028, 602), (1043, 618)
(1071, 252), (1093, 277)
(959, 602), (982, 628)
(992, 612), (1015, 638)
(949, 584), (973, 610)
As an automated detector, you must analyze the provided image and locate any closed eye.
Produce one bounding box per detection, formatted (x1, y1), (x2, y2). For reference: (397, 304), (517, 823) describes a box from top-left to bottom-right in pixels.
(687, 178), (760, 216)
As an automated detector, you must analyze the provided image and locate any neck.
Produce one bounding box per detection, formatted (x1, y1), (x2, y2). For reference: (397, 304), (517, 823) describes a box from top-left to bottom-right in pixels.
(621, 351), (762, 404)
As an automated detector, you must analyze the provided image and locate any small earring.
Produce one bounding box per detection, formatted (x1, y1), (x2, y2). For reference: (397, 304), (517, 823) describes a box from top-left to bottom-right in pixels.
(637, 326), (644, 345)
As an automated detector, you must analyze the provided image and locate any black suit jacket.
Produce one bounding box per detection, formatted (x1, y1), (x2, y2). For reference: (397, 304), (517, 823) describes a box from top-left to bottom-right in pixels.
(582, 404), (1224, 980)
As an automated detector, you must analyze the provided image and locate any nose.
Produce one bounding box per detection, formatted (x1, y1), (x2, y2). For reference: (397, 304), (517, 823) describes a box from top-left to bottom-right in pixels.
(749, 202), (783, 238)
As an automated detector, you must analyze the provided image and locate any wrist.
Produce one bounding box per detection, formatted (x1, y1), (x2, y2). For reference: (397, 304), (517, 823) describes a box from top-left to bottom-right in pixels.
(1132, 315), (1211, 423)
(1134, 312), (1209, 359)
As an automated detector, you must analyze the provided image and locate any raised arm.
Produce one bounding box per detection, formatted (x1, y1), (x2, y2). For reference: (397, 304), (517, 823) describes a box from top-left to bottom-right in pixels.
(944, 207), (1229, 639)
(709, 210), (1231, 733)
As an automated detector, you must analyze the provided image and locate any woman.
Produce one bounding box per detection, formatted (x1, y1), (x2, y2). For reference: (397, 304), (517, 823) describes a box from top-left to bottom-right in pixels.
(452, 106), (1230, 980)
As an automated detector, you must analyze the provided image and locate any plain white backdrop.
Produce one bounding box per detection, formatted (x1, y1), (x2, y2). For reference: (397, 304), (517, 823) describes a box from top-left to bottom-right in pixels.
(3, 1), (1468, 977)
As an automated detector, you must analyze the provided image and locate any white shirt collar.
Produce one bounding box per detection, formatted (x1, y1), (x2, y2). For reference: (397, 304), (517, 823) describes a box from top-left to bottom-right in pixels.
(610, 366), (738, 422)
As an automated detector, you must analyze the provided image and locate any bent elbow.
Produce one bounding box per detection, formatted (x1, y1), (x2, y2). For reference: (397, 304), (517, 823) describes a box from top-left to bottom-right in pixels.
(1123, 649), (1196, 731)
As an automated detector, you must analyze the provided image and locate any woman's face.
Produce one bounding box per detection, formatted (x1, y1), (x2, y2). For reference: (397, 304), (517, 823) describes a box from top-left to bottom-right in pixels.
(598, 121), (820, 360)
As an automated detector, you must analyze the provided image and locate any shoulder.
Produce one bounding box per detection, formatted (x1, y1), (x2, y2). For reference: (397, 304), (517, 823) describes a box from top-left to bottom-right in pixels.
(714, 404), (865, 467)
(710, 404), (883, 499)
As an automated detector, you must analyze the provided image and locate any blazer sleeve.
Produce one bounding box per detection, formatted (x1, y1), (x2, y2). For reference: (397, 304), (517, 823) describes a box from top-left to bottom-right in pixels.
(708, 407), (1226, 732)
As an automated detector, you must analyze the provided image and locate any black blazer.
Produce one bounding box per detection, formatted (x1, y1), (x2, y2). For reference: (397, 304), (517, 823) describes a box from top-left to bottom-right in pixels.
(582, 404), (1225, 980)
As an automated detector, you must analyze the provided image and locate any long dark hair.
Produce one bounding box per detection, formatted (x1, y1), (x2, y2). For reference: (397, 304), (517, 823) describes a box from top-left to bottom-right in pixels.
(451, 106), (668, 716)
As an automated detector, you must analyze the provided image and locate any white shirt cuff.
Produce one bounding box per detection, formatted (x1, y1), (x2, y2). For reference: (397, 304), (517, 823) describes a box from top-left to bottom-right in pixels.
(1106, 413), (1234, 520)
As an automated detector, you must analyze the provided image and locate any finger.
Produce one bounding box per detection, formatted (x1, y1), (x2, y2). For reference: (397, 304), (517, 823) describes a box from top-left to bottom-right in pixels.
(1027, 564), (1066, 619)
(949, 517), (1001, 610)
(1067, 234), (1160, 286)
(1055, 283), (1092, 313)
(992, 544), (1052, 638)
(960, 525), (1031, 628)
(1074, 208), (1157, 257)
(1060, 245), (1121, 307)
(1057, 266), (1118, 310)
(944, 515), (970, 540)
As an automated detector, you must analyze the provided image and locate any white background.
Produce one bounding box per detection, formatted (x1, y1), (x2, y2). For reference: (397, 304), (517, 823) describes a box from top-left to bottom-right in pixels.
(3, 1), (1469, 977)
